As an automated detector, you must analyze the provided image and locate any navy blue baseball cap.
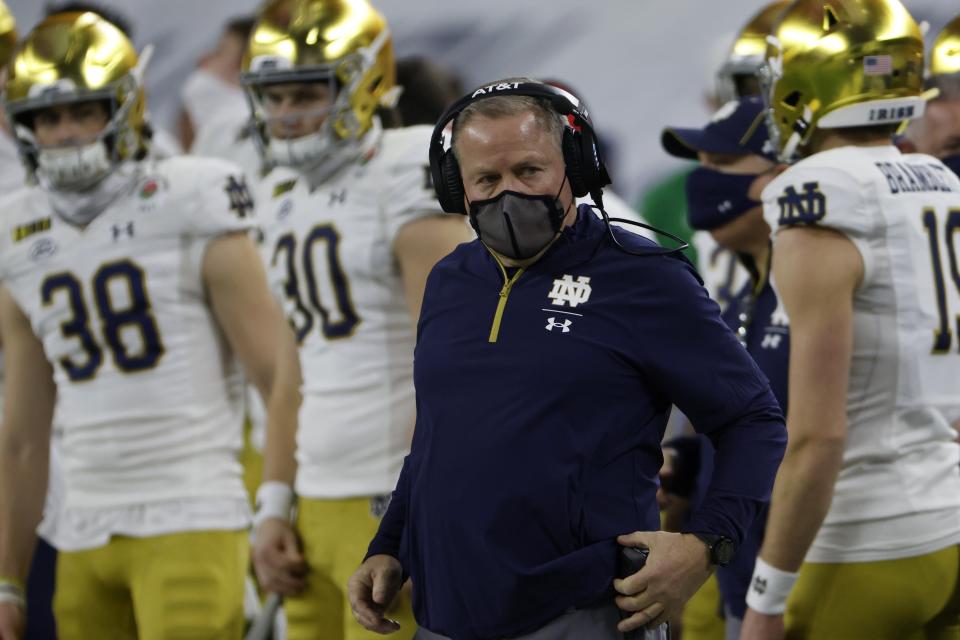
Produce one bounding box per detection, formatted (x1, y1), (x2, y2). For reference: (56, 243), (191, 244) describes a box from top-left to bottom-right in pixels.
(661, 96), (775, 161)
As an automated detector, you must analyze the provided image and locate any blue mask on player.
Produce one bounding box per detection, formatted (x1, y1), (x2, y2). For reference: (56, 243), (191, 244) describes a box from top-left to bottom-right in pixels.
(685, 167), (761, 231)
(942, 154), (960, 178)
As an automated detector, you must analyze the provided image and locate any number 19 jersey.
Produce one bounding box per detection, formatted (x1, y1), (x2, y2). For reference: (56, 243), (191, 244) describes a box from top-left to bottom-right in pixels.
(0, 156), (254, 550)
(257, 125), (444, 499)
(762, 145), (960, 563)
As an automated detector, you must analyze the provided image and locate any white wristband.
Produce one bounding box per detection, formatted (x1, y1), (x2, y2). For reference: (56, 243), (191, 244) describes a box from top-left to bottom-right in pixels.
(0, 583), (25, 608)
(745, 557), (800, 615)
(253, 481), (295, 530)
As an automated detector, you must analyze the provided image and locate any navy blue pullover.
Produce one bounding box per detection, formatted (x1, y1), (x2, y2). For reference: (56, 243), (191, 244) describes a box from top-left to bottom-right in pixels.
(716, 272), (791, 618)
(367, 207), (786, 640)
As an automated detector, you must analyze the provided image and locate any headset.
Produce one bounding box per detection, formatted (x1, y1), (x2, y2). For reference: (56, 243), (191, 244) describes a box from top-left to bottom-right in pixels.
(429, 80), (610, 213)
(428, 79), (689, 257)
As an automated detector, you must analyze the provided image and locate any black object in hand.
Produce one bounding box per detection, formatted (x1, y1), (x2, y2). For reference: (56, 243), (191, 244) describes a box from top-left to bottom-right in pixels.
(617, 547), (670, 640)
(618, 547), (650, 581)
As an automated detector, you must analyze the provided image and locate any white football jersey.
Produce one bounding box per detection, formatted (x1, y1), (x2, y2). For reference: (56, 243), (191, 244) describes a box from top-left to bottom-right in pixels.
(0, 156), (255, 548)
(763, 145), (960, 563)
(182, 68), (262, 180)
(0, 130), (24, 411)
(691, 230), (750, 312)
(257, 125), (445, 499)
(0, 130), (26, 195)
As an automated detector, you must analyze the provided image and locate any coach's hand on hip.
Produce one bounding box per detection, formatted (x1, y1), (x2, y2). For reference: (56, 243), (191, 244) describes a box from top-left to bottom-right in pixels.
(613, 531), (713, 631)
(348, 554), (404, 634)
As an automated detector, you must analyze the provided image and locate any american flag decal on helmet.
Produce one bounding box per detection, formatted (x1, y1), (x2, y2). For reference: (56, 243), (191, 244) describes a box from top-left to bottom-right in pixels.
(863, 55), (892, 76)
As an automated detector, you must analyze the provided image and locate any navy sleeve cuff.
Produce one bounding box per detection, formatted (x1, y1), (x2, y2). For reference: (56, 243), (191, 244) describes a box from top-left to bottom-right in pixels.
(687, 409), (786, 546)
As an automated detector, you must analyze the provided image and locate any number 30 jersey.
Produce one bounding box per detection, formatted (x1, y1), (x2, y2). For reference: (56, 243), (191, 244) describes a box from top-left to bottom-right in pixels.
(257, 125), (443, 500)
(0, 156), (254, 550)
(762, 145), (960, 563)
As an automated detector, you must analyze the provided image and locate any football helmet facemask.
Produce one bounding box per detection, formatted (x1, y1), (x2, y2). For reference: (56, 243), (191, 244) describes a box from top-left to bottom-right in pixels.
(3, 11), (150, 191)
(241, 0), (397, 175)
(715, 1), (790, 104)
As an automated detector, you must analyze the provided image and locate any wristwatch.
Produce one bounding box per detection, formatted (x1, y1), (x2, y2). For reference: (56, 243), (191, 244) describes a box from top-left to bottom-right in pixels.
(690, 532), (735, 566)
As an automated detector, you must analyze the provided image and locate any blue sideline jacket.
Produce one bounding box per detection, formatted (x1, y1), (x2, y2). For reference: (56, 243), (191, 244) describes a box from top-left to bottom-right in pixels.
(367, 206), (787, 640)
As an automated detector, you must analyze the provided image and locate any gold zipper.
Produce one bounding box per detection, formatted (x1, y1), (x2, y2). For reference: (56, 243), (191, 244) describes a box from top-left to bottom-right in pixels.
(488, 258), (525, 343)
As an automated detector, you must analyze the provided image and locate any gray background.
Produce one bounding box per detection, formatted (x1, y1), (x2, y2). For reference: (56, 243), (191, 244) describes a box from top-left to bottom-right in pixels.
(7, 0), (956, 201)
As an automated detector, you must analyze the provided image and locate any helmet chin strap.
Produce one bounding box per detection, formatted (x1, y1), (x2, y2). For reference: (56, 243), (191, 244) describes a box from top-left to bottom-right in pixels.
(780, 104), (813, 162)
(45, 160), (139, 227)
(269, 116), (382, 187)
(267, 128), (335, 168)
(36, 140), (113, 191)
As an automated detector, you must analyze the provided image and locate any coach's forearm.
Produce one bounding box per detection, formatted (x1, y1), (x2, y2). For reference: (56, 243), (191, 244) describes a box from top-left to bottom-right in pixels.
(0, 433), (48, 580)
(758, 434), (845, 572)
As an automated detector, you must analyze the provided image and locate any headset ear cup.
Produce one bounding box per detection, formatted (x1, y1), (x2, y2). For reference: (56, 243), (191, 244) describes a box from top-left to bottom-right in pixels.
(562, 128), (589, 198)
(438, 150), (467, 214)
(578, 128), (603, 194)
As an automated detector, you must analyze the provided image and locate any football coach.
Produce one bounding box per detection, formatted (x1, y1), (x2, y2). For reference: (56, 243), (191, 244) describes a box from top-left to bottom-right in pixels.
(348, 79), (787, 640)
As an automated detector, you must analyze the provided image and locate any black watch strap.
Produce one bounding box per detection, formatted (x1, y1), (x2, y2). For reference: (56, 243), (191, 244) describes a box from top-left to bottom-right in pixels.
(690, 532), (735, 566)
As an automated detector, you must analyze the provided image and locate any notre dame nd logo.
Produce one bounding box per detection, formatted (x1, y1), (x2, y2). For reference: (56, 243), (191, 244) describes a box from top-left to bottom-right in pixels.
(225, 175), (254, 219)
(777, 182), (826, 225)
(548, 275), (592, 308)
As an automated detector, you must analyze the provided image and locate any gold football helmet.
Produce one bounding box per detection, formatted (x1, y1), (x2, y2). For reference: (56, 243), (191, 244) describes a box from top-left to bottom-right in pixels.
(716, 1), (790, 104)
(928, 15), (960, 100)
(761, 0), (925, 161)
(4, 11), (149, 188)
(931, 15), (960, 78)
(241, 0), (396, 171)
(0, 1), (16, 71)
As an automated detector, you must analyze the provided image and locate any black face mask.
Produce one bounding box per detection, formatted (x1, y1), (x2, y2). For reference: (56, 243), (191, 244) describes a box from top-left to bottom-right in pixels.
(942, 154), (960, 178)
(467, 177), (568, 260)
(685, 166), (761, 231)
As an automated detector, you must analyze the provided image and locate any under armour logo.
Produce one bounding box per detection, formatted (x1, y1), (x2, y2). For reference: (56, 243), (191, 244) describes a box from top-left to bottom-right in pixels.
(761, 333), (783, 350)
(328, 189), (347, 206)
(771, 302), (790, 328)
(778, 182), (826, 225)
(224, 175), (254, 219)
(548, 275), (592, 308)
(545, 317), (572, 333)
(752, 576), (768, 595)
(112, 222), (134, 240)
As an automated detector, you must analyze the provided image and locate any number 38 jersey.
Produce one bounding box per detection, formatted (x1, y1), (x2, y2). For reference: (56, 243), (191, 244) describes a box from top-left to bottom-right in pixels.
(762, 145), (960, 563)
(257, 125), (443, 499)
(0, 156), (254, 550)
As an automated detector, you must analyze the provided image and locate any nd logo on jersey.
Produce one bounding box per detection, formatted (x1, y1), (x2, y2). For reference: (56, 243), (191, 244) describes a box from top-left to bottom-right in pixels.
(548, 275), (592, 308)
(777, 182), (826, 225)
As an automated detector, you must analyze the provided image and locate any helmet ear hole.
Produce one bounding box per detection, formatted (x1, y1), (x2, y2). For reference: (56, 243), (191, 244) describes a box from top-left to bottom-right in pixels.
(783, 91), (802, 107)
(823, 6), (840, 31)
